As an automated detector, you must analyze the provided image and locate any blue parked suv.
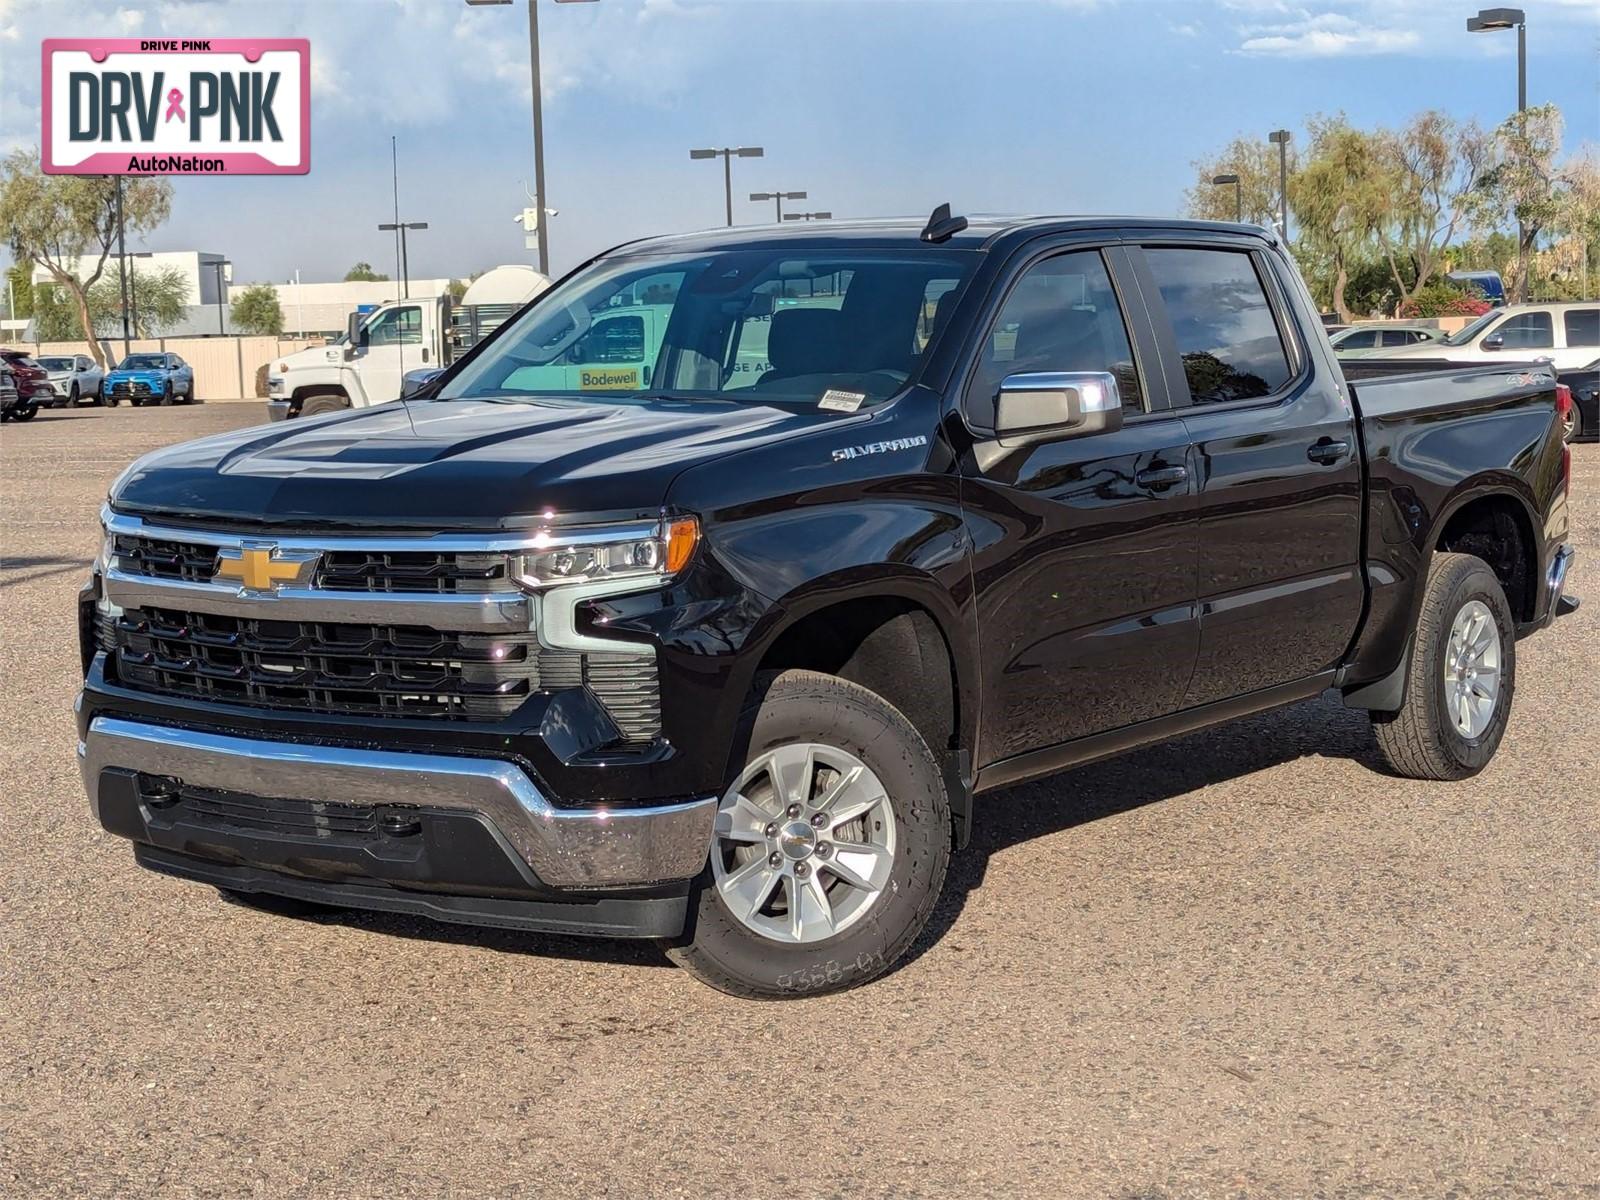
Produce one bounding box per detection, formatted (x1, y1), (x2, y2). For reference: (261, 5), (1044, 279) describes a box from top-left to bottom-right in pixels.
(105, 352), (196, 406)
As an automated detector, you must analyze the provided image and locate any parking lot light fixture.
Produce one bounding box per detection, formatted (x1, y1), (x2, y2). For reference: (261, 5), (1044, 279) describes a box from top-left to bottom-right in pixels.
(749, 190), (806, 222)
(1211, 173), (1242, 223)
(377, 222), (429, 300)
(782, 212), (832, 222)
(1467, 7), (1528, 300)
(1268, 130), (1291, 241)
(691, 147), (764, 226)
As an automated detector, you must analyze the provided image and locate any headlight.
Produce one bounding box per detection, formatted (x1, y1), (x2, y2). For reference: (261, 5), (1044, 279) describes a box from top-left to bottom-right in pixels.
(94, 515), (115, 573)
(510, 516), (699, 590)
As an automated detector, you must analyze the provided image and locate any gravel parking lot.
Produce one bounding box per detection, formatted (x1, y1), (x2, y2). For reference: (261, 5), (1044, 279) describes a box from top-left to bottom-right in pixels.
(2, 403), (1595, 1198)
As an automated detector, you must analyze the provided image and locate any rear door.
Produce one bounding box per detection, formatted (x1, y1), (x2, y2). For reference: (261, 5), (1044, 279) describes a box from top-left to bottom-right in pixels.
(1130, 237), (1363, 706)
(958, 238), (1199, 763)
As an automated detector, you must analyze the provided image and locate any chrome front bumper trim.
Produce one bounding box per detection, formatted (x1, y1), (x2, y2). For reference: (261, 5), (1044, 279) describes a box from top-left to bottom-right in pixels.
(265, 399), (290, 421)
(102, 565), (533, 632)
(1549, 543), (1575, 601)
(80, 717), (715, 889)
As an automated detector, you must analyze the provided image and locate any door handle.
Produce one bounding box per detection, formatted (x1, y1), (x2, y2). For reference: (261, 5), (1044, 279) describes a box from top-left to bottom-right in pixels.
(422, 347), (430, 363)
(1135, 464), (1188, 490)
(1307, 438), (1350, 465)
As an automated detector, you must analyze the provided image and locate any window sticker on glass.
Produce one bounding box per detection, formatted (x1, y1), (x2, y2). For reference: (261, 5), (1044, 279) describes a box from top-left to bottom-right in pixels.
(819, 389), (865, 412)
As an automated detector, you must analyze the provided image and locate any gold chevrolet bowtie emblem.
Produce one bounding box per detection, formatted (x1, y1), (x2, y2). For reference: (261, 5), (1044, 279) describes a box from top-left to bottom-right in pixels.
(213, 544), (321, 593)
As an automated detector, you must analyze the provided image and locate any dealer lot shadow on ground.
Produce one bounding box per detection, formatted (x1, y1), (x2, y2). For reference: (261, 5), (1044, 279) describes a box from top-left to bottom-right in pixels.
(255, 692), (1380, 975)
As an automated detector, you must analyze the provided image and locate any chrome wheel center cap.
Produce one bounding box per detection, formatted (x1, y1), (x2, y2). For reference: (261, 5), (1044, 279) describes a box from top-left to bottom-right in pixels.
(778, 821), (816, 860)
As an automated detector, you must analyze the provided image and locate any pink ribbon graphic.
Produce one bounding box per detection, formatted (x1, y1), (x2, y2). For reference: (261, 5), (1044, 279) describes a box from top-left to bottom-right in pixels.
(164, 88), (185, 123)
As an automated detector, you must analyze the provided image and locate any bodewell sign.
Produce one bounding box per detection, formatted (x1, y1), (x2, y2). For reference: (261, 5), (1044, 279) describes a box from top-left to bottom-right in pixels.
(42, 38), (310, 175)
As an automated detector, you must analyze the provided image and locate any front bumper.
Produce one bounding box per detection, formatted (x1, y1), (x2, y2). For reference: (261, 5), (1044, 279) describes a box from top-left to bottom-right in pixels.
(265, 398), (291, 421)
(81, 716), (716, 890)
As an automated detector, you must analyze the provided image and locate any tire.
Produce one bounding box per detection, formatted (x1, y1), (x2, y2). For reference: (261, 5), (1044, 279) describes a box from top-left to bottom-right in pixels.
(1371, 552), (1516, 781)
(159, 384), (173, 406)
(667, 669), (951, 999)
(216, 887), (344, 919)
(1563, 404), (1582, 443)
(299, 395), (349, 418)
(68, 384), (80, 407)
(11, 403), (36, 421)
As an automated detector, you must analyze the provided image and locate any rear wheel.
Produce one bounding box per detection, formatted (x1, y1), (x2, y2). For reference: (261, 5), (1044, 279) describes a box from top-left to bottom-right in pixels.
(1371, 552), (1516, 780)
(667, 670), (951, 999)
(1563, 403), (1582, 443)
(11, 403), (36, 421)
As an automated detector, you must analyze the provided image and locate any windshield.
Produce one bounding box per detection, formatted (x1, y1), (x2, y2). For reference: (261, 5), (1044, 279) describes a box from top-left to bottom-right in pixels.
(440, 247), (976, 408)
(38, 357), (76, 371)
(1441, 311), (1500, 347)
(118, 355), (166, 370)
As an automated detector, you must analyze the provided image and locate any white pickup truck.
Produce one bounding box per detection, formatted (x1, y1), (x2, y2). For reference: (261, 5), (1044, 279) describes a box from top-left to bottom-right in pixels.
(266, 265), (548, 420)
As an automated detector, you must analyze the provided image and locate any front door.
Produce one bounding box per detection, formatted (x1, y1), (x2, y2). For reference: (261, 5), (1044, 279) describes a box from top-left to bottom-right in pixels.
(359, 304), (423, 404)
(959, 243), (1199, 765)
(1132, 241), (1364, 705)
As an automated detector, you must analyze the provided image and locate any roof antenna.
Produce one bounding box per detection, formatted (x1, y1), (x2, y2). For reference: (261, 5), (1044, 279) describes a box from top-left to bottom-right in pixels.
(920, 202), (968, 244)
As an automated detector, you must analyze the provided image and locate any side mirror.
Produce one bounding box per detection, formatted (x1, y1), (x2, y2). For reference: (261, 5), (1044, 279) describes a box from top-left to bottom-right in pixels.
(400, 367), (444, 398)
(994, 371), (1123, 448)
(1481, 334), (1505, 350)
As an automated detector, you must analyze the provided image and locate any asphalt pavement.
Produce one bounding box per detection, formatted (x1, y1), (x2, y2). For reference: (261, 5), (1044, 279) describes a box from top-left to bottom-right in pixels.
(2, 403), (1595, 1198)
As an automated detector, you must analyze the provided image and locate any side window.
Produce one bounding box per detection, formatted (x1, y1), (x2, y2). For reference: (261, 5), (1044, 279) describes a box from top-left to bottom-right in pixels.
(573, 316), (646, 364)
(969, 249), (1145, 418)
(1491, 312), (1552, 349)
(367, 306), (423, 346)
(1563, 309), (1599, 348)
(1144, 247), (1293, 404)
(1340, 329), (1379, 349)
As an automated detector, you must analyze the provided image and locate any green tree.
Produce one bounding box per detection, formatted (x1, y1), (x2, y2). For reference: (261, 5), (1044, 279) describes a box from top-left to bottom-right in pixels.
(1373, 112), (1491, 313)
(344, 261), (389, 282)
(4, 263), (31, 319)
(1289, 117), (1388, 322)
(231, 283), (285, 335)
(0, 149), (172, 366)
(1184, 136), (1289, 227)
(89, 264), (188, 336)
(1470, 104), (1588, 303)
(447, 278), (468, 302)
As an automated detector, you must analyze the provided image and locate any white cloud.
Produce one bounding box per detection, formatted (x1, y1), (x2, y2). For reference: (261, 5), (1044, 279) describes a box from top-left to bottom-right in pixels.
(1236, 7), (1420, 57)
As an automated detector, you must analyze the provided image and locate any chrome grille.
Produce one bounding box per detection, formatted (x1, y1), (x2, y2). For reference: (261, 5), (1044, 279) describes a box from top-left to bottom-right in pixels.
(105, 604), (662, 740)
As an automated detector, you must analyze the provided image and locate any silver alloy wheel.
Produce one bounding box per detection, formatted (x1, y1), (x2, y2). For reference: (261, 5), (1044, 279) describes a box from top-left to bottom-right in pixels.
(1443, 599), (1501, 739)
(710, 742), (897, 944)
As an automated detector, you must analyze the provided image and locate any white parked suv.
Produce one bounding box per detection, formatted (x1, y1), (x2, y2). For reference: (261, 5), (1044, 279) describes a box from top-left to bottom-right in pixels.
(1375, 301), (1600, 372)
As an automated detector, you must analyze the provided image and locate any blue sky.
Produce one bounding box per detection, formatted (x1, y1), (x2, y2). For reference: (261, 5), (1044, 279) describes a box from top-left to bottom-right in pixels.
(2, 0), (1596, 286)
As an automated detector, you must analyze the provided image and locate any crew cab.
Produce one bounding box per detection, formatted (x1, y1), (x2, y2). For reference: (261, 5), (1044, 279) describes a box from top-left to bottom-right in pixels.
(105, 353), (196, 406)
(77, 213), (1578, 998)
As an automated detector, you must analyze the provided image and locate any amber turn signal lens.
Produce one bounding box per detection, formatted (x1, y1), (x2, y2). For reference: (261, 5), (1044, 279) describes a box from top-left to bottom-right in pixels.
(665, 516), (699, 574)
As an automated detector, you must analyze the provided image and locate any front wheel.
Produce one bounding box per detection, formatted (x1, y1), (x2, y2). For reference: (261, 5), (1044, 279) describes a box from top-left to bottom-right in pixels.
(667, 670), (951, 999)
(11, 403), (37, 421)
(159, 384), (173, 406)
(1371, 552), (1516, 780)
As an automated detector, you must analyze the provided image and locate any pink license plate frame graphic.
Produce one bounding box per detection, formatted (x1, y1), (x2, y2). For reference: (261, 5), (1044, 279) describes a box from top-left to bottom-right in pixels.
(42, 38), (310, 175)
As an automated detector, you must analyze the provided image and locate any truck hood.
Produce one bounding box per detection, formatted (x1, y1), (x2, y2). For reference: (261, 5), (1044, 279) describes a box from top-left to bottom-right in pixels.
(110, 396), (851, 527)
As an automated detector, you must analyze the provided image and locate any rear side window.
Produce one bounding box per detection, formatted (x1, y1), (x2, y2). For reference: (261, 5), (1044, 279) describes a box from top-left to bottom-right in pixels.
(1338, 329), (1378, 349)
(969, 249), (1145, 416)
(1492, 311), (1553, 349)
(1564, 309), (1599, 348)
(1145, 248), (1293, 404)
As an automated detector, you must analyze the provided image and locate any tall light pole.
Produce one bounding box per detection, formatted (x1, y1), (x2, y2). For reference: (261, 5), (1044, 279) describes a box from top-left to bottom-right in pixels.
(1268, 130), (1290, 242)
(1212, 173), (1242, 222)
(125, 250), (152, 340)
(114, 176), (131, 358)
(690, 147), (764, 226)
(378, 222), (429, 299)
(209, 259), (231, 335)
(465, 0), (597, 275)
(1468, 7), (1528, 301)
(782, 211), (833, 222)
(750, 190), (806, 222)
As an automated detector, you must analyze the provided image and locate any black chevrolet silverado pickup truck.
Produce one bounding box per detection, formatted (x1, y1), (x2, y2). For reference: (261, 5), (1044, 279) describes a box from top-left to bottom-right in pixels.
(77, 212), (1578, 997)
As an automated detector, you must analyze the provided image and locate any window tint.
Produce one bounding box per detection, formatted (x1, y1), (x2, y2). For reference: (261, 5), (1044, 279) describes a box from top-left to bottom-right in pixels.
(1338, 329), (1378, 349)
(970, 249), (1144, 416)
(1491, 311), (1552, 349)
(1145, 248), (1292, 404)
(1563, 309), (1599, 348)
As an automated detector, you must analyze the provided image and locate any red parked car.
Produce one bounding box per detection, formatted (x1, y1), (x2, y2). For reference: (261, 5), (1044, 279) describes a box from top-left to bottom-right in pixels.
(0, 349), (48, 422)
